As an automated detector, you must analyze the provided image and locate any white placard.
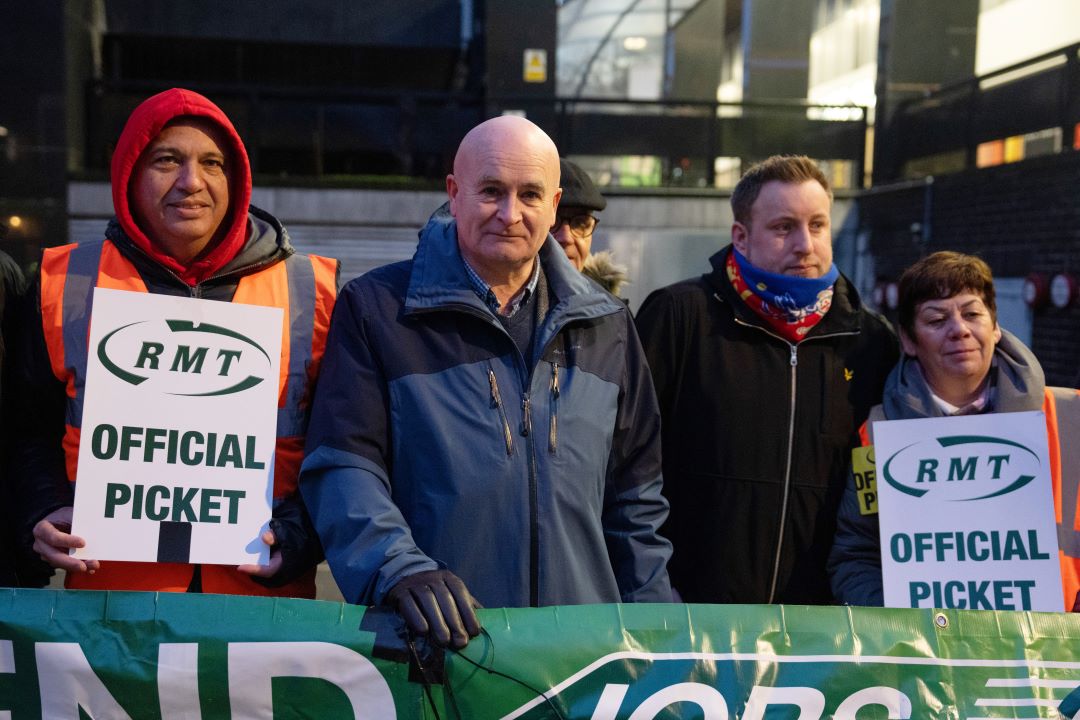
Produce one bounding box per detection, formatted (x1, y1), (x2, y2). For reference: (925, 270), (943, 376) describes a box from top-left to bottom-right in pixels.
(875, 411), (1064, 611)
(70, 288), (283, 566)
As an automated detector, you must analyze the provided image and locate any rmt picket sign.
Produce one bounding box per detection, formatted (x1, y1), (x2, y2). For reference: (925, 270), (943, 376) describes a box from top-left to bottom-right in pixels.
(70, 288), (283, 567)
(874, 411), (1064, 611)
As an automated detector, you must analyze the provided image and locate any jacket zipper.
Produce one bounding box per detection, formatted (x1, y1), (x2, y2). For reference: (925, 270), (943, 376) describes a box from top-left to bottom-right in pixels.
(521, 391), (540, 606)
(725, 297), (860, 603)
(456, 305), (547, 607)
(769, 342), (799, 603)
(487, 365), (513, 455)
(521, 394), (532, 437)
(549, 363), (560, 452)
(430, 302), (601, 608)
(405, 265), (624, 611)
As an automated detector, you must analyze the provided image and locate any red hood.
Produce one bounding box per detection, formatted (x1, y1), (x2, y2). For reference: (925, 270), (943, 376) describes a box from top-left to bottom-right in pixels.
(111, 88), (252, 286)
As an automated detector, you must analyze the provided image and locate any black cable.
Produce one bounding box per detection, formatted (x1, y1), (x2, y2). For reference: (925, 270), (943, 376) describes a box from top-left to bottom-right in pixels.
(406, 627), (567, 719)
(447, 628), (567, 720)
(406, 636), (444, 720)
(441, 669), (464, 720)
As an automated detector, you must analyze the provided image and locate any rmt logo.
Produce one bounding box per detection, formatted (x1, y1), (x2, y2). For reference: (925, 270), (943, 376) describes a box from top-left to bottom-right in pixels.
(882, 435), (1042, 502)
(97, 319), (270, 397)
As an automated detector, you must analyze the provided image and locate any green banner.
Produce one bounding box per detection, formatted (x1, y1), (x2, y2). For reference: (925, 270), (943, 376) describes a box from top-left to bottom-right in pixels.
(2, 589), (1080, 718)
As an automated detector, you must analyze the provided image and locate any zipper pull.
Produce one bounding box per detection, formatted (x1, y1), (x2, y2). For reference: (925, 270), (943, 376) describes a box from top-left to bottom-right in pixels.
(789, 344), (798, 367)
(488, 366), (513, 455)
(488, 368), (501, 408)
(521, 394), (532, 436)
(549, 364), (559, 452)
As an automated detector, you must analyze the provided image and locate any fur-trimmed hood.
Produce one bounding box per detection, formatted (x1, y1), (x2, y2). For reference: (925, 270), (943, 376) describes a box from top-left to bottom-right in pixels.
(581, 250), (629, 297)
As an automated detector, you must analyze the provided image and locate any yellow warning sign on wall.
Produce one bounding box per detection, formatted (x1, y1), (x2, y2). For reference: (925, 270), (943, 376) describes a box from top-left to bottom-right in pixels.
(524, 49), (547, 83)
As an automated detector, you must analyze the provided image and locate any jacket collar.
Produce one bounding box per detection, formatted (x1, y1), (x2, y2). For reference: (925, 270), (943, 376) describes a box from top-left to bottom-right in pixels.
(705, 245), (864, 338)
(882, 329), (1046, 420)
(105, 204), (292, 289)
(404, 208), (623, 327)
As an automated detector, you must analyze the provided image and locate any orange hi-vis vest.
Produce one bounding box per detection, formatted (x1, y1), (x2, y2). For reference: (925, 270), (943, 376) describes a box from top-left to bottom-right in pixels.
(40, 238), (336, 597)
(859, 387), (1080, 610)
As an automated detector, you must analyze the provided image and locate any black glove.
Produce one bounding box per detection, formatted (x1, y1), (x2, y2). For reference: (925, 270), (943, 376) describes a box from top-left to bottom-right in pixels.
(251, 494), (324, 589)
(385, 569), (482, 649)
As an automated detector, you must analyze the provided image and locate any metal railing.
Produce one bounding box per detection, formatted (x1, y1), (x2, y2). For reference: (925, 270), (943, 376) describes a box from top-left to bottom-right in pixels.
(885, 42), (1080, 180)
(84, 79), (868, 187)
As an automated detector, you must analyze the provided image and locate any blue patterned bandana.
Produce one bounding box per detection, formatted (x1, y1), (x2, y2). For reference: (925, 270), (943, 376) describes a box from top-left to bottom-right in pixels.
(733, 249), (838, 317)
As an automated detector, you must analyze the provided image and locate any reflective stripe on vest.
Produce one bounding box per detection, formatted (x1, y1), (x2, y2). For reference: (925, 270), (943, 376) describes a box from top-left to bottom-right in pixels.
(858, 406), (885, 446)
(42, 238), (336, 487)
(1048, 388), (1080, 553)
(1044, 386), (1080, 609)
(280, 252), (315, 437)
(60, 242), (103, 428)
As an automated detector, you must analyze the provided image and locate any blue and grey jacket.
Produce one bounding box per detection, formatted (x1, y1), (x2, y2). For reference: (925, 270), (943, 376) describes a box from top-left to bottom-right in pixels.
(300, 211), (672, 608)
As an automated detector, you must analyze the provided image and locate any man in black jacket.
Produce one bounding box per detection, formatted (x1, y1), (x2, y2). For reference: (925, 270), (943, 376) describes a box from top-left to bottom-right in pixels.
(0, 242), (46, 586)
(635, 155), (897, 604)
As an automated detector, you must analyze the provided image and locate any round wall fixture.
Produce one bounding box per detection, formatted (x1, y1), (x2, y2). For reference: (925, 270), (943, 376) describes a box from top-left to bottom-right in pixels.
(1050, 273), (1077, 309)
(1022, 272), (1049, 308)
(872, 282), (886, 308)
(885, 282), (900, 310)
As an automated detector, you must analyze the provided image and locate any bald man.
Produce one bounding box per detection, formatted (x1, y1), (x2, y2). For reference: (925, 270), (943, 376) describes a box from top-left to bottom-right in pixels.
(300, 116), (672, 647)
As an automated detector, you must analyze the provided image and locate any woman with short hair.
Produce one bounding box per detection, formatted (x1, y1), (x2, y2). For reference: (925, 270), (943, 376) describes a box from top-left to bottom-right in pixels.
(828, 251), (1080, 610)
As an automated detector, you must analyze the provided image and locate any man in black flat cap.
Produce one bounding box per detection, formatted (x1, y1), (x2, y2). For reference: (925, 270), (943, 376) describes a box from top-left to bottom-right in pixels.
(553, 159), (627, 297)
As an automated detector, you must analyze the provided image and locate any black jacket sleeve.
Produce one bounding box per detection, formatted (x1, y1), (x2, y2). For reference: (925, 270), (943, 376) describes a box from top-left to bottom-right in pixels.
(7, 274), (72, 581)
(828, 463), (885, 606)
(0, 253), (47, 586)
(634, 287), (688, 426)
(603, 309), (673, 602)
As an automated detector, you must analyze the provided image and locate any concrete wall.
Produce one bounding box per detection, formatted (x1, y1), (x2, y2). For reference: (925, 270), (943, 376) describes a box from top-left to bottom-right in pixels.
(68, 182), (856, 312)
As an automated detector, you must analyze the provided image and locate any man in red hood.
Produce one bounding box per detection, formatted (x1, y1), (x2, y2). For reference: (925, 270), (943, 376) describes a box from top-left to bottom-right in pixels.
(7, 89), (339, 596)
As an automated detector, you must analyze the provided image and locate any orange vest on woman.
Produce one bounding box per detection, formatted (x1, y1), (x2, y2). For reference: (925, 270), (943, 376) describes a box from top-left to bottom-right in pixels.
(40, 238), (336, 597)
(1044, 386), (1080, 609)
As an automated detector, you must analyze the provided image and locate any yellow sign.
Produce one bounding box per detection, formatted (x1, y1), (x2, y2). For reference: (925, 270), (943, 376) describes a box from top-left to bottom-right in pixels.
(851, 445), (877, 515)
(524, 49), (547, 83)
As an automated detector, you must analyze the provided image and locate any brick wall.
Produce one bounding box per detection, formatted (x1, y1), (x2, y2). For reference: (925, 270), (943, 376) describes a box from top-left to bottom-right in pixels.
(860, 152), (1080, 387)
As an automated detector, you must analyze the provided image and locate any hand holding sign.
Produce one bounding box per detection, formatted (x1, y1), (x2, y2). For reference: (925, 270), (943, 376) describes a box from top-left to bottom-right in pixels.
(33, 506), (100, 574)
(236, 529), (281, 578)
(40, 515), (282, 579)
